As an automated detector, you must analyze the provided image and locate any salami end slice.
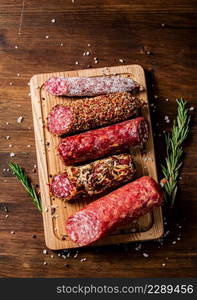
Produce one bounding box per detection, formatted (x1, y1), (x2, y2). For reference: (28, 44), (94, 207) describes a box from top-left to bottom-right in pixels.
(66, 176), (163, 246)
(44, 76), (140, 97)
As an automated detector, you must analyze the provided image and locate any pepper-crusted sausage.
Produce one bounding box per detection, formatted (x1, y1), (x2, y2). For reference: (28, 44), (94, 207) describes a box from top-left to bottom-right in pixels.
(47, 92), (140, 136)
(44, 76), (140, 97)
(50, 154), (136, 201)
(58, 117), (148, 165)
(66, 176), (163, 246)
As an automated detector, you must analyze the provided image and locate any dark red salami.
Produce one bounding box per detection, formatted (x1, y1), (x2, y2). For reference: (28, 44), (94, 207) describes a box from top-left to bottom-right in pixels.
(50, 154), (136, 200)
(47, 92), (139, 136)
(66, 176), (163, 246)
(58, 117), (148, 165)
(44, 76), (139, 97)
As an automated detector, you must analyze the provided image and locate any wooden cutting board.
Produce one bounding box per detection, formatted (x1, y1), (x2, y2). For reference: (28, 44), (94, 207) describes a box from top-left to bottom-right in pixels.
(30, 64), (163, 250)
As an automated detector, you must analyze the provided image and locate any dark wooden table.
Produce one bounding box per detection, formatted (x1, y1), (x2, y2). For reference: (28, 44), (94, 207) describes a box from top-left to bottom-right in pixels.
(0, 0), (197, 278)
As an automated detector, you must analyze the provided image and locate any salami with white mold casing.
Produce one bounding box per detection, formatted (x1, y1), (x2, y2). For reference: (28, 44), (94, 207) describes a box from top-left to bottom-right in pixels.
(66, 176), (163, 246)
(58, 117), (148, 165)
(44, 76), (140, 97)
(47, 92), (140, 136)
(50, 154), (136, 201)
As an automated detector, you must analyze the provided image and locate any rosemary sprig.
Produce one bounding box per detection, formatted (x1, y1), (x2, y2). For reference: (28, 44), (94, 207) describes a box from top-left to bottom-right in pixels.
(8, 161), (42, 213)
(161, 98), (190, 207)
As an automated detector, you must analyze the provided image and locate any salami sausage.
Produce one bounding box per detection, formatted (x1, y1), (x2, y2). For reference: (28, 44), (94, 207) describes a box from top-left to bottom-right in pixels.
(50, 154), (136, 201)
(66, 176), (163, 246)
(44, 76), (139, 97)
(58, 117), (148, 165)
(47, 92), (140, 136)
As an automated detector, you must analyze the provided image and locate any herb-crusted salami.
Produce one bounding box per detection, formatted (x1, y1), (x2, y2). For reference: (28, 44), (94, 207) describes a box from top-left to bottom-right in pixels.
(58, 117), (148, 165)
(44, 76), (139, 97)
(47, 92), (140, 136)
(66, 176), (163, 246)
(50, 154), (136, 201)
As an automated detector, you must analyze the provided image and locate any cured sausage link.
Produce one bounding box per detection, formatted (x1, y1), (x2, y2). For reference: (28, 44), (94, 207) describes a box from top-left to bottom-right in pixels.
(50, 154), (136, 201)
(47, 92), (140, 136)
(44, 76), (139, 97)
(58, 117), (148, 165)
(66, 176), (163, 246)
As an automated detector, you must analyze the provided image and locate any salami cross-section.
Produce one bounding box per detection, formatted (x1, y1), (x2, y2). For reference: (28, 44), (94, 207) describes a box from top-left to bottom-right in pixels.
(58, 117), (148, 165)
(47, 92), (140, 136)
(66, 176), (163, 246)
(50, 154), (136, 201)
(44, 76), (139, 97)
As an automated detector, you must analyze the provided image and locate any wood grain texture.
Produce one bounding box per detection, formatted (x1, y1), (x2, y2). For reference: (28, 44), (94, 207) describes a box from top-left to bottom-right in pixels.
(0, 0), (197, 277)
(30, 64), (163, 250)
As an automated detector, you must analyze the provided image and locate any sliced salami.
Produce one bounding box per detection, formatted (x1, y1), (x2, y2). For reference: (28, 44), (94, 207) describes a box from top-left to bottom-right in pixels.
(50, 154), (136, 201)
(47, 92), (140, 136)
(58, 117), (148, 165)
(44, 76), (139, 97)
(66, 176), (163, 246)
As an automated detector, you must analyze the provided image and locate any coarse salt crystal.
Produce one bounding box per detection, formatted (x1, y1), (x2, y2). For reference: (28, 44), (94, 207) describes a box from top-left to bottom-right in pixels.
(17, 116), (23, 123)
(86, 51), (90, 56)
(10, 230), (15, 234)
(88, 43), (91, 47)
(15, 45), (18, 49)
(172, 241), (176, 245)
(5, 136), (10, 140)
(9, 144), (12, 148)
(6, 122), (9, 125)
(51, 19), (56, 23)
(80, 258), (86, 262)
(135, 244), (142, 251)
(45, 35), (49, 39)
(10, 152), (15, 157)
(26, 144), (31, 148)
(143, 253), (149, 258)
(17, 73), (20, 77)
(94, 60), (98, 64)
(43, 249), (48, 255)
(189, 106), (194, 111)
(60, 43), (64, 46)
(162, 263), (166, 267)
(9, 82), (13, 86)
(119, 58), (124, 63)
(43, 261), (47, 265)
(75, 61), (79, 65)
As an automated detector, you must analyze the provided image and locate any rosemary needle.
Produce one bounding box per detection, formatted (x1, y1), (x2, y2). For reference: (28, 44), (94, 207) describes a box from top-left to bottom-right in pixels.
(161, 98), (191, 207)
(8, 161), (42, 213)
